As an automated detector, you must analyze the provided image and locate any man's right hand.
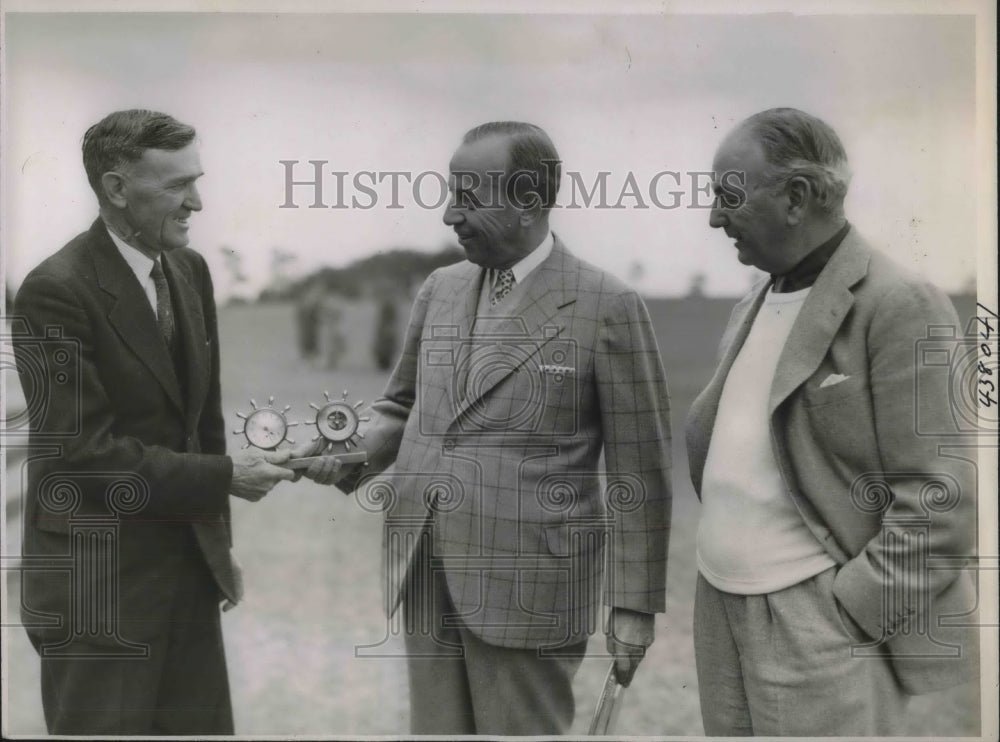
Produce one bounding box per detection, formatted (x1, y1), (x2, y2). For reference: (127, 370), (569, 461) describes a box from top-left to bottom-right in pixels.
(287, 440), (347, 486)
(230, 448), (294, 501)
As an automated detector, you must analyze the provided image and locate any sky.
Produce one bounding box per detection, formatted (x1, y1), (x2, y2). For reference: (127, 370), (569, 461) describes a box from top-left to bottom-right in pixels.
(1, 6), (990, 299)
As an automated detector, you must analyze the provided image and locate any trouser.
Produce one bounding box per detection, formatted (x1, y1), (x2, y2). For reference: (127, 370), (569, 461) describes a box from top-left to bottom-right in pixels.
(29, 551), (233, 735)
(693, 567), (908, 736)
(401, 545), (588, 735)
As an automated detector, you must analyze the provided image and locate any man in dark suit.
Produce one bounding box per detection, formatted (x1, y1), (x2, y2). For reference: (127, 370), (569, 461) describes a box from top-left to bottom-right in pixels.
(13, 109), (293, 735)
(300, 121), (672, 734)
(687, 108), (978, 735)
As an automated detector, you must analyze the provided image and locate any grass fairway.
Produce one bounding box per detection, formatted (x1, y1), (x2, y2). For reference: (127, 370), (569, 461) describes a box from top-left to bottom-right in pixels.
(4, 297), (981, 736)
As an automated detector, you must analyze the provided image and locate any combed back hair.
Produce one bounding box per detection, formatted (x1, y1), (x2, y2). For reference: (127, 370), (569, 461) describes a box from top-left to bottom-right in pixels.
(737, 108), (851, 216)
(82, 109), (196, 199)
(462, 121), (561, 209)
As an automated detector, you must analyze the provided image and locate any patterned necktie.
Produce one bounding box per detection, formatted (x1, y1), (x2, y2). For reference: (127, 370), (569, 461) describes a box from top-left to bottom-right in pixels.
(150, 260), (175, 349)
(491, 268), (516, 306)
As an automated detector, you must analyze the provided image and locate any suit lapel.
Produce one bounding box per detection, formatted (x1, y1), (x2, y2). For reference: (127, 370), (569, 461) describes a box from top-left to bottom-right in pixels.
(706, 282), (770, 408)
(89, 221), (185, 415)
(689, 229), (872, 496)
(162, 252), (209, 425)
(451, 238), (575, 425)
(767, 232), (870, 414)
(416, 263), (484, 427)
(442, 262), (484, 343)
(686, 281), (769, 492)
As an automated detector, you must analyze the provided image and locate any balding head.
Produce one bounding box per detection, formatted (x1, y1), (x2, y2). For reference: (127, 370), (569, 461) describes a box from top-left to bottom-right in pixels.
(730, 108), (851, 217)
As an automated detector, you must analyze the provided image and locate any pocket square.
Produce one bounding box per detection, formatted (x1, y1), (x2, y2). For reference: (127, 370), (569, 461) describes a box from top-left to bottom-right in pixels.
(539, 364), (575, 376)
(820, 373), (851, 388)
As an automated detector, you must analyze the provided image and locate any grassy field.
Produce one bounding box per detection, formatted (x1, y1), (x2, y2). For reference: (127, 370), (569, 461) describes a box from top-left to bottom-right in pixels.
(3, 296), (981, 737)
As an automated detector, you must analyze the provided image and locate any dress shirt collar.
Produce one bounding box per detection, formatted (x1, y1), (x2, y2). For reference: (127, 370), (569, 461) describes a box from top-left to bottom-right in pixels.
(494, 231), (553, 287)
(105, 221), (160, 282)
(772, 221), (850, 293)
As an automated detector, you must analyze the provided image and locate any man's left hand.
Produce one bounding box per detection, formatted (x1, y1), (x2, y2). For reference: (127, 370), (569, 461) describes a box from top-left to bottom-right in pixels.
(606, 607), (656, 687)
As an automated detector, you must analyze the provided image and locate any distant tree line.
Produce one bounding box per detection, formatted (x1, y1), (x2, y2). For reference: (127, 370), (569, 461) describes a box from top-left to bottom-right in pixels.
(266, 243), (465, 370)
(259, 243), (465, 302)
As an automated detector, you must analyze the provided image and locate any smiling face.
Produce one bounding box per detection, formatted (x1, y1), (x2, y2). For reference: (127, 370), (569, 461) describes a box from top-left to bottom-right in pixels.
(442, 135), (531, 269)
(709, 129), (796, 275)
(120, 143), (204, 257)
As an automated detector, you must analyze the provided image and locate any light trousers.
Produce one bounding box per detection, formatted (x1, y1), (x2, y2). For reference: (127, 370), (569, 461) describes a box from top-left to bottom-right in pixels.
(402, 546), (587, 735)
(694, 567), (908, 736)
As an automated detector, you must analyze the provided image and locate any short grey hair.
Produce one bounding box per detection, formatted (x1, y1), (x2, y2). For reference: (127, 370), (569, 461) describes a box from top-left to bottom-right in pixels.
(737, 108), (851, 216)
(82, 109), (196, 200)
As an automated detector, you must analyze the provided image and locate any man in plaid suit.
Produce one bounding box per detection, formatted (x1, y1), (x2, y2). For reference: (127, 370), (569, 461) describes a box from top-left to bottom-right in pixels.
(301, 121), (672, 734)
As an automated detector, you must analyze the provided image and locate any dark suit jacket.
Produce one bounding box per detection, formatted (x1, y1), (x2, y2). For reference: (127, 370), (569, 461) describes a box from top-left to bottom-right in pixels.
(13, 219), (236, 642)
(686, 229), (979, 694)
(343, 237), (673, 649)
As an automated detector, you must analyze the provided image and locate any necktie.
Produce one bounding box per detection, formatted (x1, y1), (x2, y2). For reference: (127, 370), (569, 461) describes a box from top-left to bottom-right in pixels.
(491, 268), (516, 306)
(150, 260), (175, 349)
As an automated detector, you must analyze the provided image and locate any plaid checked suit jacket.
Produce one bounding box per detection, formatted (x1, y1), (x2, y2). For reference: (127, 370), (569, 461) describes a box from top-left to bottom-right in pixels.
(343, 236), (672, 649)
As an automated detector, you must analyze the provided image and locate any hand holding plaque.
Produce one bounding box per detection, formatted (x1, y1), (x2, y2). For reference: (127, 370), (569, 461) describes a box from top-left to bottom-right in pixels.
(233, 391), (370, 471)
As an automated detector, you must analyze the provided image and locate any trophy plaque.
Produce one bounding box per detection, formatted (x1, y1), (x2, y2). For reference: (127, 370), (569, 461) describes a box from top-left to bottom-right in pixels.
(234, 391), (369, 469)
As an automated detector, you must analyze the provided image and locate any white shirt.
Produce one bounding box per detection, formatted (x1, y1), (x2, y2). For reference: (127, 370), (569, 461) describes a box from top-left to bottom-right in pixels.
(696, 286), (836, 594)
(105, 223), (162, 317)
(479, 231), (554, 311)
(501, 230), (553, 287)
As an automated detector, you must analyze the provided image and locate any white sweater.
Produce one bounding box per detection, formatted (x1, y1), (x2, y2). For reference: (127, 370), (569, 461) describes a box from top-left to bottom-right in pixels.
(697, 287), (836, 594)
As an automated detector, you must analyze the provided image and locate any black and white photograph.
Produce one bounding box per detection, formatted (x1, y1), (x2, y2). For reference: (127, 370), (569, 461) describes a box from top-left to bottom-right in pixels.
(1, 1), (996, 738)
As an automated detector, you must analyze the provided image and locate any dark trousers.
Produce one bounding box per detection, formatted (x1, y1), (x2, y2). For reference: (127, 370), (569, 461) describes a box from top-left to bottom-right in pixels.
(402, 549), (587, 735)
(29, 553), (233, 735)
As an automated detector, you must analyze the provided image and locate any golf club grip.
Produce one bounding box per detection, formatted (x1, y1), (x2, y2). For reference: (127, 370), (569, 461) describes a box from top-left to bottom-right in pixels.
(288, 452), (368, 469)
(588, 662), (624, 735)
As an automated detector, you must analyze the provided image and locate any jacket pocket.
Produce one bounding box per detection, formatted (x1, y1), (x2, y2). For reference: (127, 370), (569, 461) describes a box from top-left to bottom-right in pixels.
(544, 522), (608, 557)
(833, 593), (871, 643)
(802, 373), (869, 407)
(797, 380), (880, 474)
(816, 567), (871, 644)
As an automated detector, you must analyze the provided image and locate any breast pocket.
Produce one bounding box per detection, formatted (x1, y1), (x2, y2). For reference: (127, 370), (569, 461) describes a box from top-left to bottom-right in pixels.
(799, 374), (880, 473)
(802, 373), (869, 407)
